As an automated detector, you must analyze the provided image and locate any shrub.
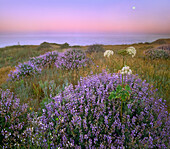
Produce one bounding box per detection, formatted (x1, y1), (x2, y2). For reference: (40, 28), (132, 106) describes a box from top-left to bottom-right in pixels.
(34, 71), (170, 148)
(8, 51), (59, 80)
(55, 49), (92, 70)
(86, 44), (105, 54)
(71, 45), (81, 48)
(60, 42), (70, 49)
(0, 89), (29, 148)
(30, 51), (59, 68)
(144, 42), (151, 44)
(145, 49), (169, 59)
(8, 62), (42, 80)
(152, 39), (166, 44)
(157, 44), (170, 51)
(38, 42), (52, 50)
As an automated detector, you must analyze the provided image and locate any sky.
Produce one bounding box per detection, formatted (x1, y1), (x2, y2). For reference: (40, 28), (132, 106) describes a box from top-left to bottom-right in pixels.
(0, 0), (170, 34)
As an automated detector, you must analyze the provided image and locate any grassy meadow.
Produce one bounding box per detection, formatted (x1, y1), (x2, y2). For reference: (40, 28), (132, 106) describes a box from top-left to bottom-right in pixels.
(0, 39), (170, 148)
(0, 39), (169, 112)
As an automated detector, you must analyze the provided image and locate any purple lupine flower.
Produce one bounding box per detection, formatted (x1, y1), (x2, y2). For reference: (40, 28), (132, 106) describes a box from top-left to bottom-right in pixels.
(8, 51), (58, 80)
(55, 49), (92, 70)
(3, 72), (169, 148)
(0, 89), (29, 148)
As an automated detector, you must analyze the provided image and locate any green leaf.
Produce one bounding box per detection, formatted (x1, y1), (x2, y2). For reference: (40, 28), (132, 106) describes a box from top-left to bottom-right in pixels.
(109, 91), (117, 100)
(116, 85), (122, 92)
(125, 85), (131, 92)
(108, 94), (113, 100)
(121, 94), (126, 101)
(124, 90), (129, 96)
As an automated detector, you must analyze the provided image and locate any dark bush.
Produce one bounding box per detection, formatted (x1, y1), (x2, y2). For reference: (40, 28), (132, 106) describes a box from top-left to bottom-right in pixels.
(152, 39), (166, 44)
(145, 47), (170, 59)
(86, 44), (105, 54)
(71, 45), (81, 48)
(144, 42), (151, 44)
(157, 44), (170, 51)
(38, 42), (52, 50)
(60, 42), (70, 49)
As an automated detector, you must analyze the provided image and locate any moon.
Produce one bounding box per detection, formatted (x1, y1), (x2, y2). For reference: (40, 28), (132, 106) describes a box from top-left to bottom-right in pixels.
(132, 6), (136, 10)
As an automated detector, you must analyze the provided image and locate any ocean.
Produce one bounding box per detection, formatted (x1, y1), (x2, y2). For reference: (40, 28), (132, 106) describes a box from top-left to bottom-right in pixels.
(0, 33), (170, 48)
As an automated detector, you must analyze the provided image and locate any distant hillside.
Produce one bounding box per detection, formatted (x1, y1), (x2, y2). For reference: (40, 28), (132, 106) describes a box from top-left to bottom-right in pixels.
(151, 38), (170, 44)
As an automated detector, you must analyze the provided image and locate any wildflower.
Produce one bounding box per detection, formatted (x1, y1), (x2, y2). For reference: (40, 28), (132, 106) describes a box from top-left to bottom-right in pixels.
(104, 50), (114, 58)
(126, 47), (136, 57)
(119, 65), (132, 75)
(55, 49), (91, 70)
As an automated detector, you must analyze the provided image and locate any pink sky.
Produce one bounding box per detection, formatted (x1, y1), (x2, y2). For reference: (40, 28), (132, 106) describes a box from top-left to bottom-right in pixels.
(0, 0), (170, 34)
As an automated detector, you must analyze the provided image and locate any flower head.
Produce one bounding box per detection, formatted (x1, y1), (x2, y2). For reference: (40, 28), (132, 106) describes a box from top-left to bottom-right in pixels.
(120, 65), (132, 75)
(104, 50), (114, 58)
(126, 47), (136, 57)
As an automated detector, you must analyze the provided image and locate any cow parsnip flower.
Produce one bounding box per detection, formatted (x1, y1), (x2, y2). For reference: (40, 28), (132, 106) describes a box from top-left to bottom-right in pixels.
(126, 47), (136, 58)
(104, 50), (114, 58)
(120, 65), (132, 75)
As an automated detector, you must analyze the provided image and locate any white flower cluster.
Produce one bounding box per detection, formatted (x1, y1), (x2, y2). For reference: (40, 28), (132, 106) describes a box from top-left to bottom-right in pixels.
(126, 46), (136, 57)
(104, 50), (114, 58)
(120, 65), (132, 75)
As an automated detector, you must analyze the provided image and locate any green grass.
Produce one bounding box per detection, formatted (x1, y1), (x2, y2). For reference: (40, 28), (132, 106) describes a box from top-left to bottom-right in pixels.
(0, 39), (170, 112)
(0, 44), (63, 68)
